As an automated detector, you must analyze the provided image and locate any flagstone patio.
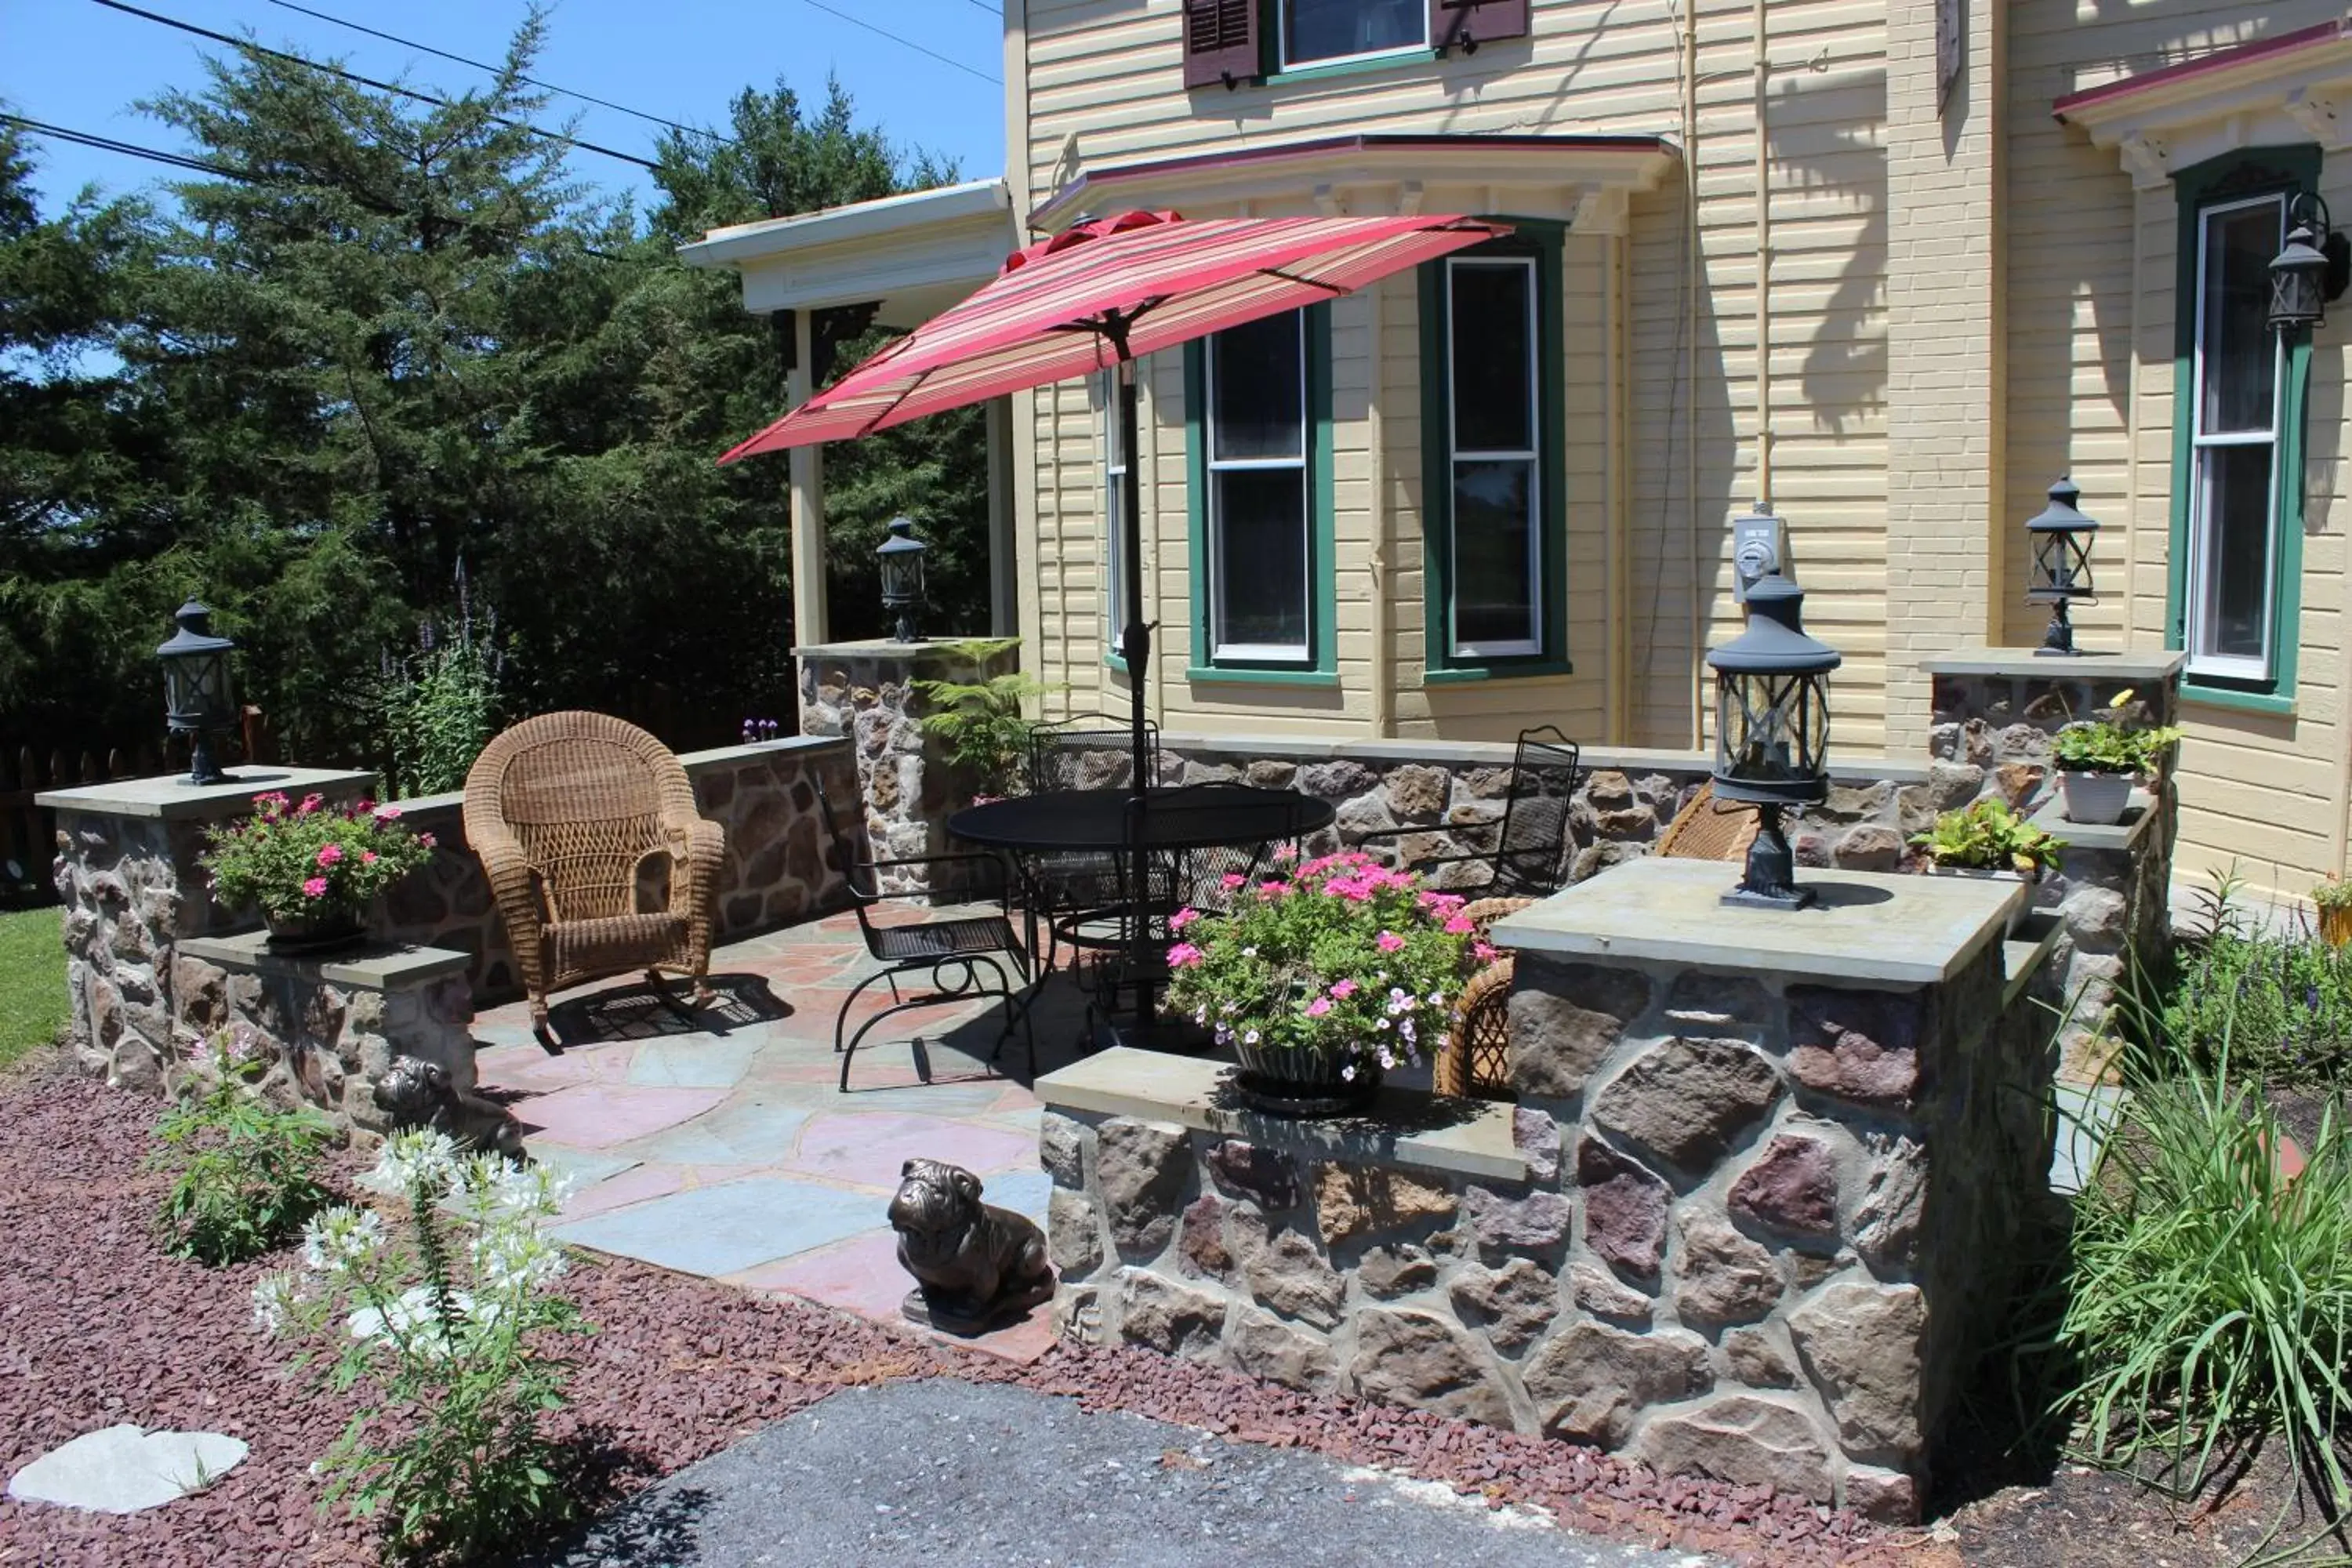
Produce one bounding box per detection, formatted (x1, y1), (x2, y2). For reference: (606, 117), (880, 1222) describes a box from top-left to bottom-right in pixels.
(473, 906), (1090, 1361)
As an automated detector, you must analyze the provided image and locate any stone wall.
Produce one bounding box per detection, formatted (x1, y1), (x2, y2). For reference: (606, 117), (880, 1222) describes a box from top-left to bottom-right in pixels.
(1039, 864), (2056, 1523)
(379, 737), (857, 1000)
(797, 637), (1020, 895)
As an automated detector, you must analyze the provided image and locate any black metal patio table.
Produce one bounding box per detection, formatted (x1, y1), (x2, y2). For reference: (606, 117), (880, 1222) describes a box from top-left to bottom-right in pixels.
(947, 785), (1336, 1040)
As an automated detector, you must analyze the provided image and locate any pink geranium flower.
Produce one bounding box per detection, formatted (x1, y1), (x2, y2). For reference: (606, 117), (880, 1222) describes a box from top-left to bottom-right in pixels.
(361, 850), (379, 866)
(297, 793), (324, 815)
(1169, 907), (1201, 931)
(316, 843), (344, 868)
(301, 876), (329, 898)
(418, 832), (437, 849)
(1305, 996), (1333, 1018)
(370, 803), (403, 821)
(1376, 930), (1406, 953)
(1330, 978), (1359, 1000)
(1443, 914), (1475, 935)
(1166, 942), (1204, 969)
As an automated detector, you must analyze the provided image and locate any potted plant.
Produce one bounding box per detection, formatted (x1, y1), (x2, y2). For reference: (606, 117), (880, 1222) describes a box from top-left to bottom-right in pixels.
(2051, 688), (2183, 826)
(1163, 850), (1477, 1117)
(1911, 797), (2066, 880)
(2315, 876), (2352, 949)
(201, 792), (436, 952)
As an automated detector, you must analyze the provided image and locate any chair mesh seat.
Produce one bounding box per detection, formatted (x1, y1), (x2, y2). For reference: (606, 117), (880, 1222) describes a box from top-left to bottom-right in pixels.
(871, 913), (1022, 963)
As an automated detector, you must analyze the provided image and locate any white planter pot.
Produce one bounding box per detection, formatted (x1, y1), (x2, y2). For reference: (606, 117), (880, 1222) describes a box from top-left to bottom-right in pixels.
(2058, 770), (2133, 826)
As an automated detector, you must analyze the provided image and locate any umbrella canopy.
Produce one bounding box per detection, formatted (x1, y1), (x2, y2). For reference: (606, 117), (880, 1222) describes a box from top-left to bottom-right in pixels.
(717, 209), (1510, 460)
(720, 209), (1510, 1040)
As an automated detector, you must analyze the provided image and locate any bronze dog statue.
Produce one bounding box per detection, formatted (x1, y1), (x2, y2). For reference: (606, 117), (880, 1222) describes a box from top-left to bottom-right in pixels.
(887, 1157), (1054, 1334)
(373, 1056), (524, 1157)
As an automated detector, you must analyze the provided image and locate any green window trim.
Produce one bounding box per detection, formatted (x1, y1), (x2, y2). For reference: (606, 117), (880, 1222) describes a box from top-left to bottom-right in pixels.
(1182, 303), (1337, 679)
(2165, 144), (2318, 709)
(1419, 218), (1570, 677)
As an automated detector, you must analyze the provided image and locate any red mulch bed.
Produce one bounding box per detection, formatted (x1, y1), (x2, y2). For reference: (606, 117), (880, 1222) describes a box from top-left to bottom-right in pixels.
(0, 1059), (1926, 1566)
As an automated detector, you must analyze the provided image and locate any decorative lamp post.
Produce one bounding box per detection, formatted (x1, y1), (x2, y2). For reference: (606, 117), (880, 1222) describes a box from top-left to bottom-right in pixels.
(2268, 194), (2348, 335)
(156, 598), (238, 787)
(1708, 571), (1840, 911)
(877, 517), (928, 644)
(2025, 477), (2099, 656)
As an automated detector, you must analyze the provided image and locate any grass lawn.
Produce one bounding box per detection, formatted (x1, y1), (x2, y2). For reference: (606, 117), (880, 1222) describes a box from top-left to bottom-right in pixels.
(0, 906), (67, 1070)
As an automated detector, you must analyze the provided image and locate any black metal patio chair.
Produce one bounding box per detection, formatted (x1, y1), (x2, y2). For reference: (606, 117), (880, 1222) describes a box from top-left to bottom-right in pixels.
(815, 773), (1034, 1091)
(1015, 715), (1162, 971)
(1350, 725), (1583, 898)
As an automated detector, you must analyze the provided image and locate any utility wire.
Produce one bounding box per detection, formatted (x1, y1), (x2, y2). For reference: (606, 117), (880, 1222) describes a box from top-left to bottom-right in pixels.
(793, 0), (1002, 85)
(85, 0), (662, 169)
(262, 0), (729, 143)
(1, 112), (260, 181)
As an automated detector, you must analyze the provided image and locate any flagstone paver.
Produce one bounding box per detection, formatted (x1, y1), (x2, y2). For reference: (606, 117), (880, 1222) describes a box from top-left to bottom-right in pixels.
(478, 906), (1086, 1359)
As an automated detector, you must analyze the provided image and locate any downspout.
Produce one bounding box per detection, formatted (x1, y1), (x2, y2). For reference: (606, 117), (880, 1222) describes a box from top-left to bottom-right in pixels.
(1682, 0), (1704, 749)
(1368, 276), (1396, 738)
(1751, 0), (1773, 509)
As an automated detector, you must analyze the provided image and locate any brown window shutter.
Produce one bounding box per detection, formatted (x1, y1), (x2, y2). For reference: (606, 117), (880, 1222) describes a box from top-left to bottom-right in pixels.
(1183, 0), (1259, 89)
(1432, 0), (1530, 53)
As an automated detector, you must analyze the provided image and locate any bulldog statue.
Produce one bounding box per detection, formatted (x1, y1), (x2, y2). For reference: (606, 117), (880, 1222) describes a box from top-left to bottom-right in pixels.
(887, 1157), (1054, 1334)
(372, 1055), (524, 1157)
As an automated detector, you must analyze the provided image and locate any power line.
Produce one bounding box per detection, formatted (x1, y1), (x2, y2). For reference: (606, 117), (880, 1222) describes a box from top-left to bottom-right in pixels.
(956, 0), (1002, 13)
(794, 0), (1002, 85)
(262, 0), (729, 143)
(85, 0), (662, 170)
(1, 112), (259, 182)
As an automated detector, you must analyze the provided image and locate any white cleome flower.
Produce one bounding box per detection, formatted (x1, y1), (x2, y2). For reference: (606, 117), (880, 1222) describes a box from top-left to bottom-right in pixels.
(471, 1225), (568, 1293)
(359, 1128), (463, 1197)
(251, 1272), (299, 1335)
(300, 1207), (385, 1274)
(347, 1284), (490, 1356)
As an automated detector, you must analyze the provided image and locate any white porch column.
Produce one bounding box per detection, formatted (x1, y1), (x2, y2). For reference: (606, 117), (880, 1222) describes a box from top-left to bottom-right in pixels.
(789, 309), (829, 647)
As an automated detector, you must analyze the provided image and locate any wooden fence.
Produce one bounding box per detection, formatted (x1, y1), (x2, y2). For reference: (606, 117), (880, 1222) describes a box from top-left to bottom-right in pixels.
(0, 744), (166, 907)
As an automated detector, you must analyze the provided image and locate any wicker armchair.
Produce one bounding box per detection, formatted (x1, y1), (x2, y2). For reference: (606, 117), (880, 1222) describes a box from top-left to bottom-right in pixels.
(1655, 781), (1761, 861)
(463, 712), (724, 1047)
(1436, 897), (1535, 1100)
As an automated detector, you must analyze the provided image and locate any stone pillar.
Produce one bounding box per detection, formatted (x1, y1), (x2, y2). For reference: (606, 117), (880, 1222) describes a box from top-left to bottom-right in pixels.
(1486, 858), (2053, 1519)
(42, 768), (373, 1092)
(1922, 647), (2185, 1082)
(795, 637), (1021, 894)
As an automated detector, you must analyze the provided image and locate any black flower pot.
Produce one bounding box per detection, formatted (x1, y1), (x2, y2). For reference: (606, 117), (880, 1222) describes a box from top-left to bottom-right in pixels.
(263, 904), (368, 954)
(1230, 1037), (1383, 1119)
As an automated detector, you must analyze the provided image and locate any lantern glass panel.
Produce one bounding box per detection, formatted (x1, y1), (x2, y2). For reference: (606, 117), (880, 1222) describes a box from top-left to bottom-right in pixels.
(165, 649), (233, 728)
(2033, 529), (2094, 598)
(1716, 670), (1826, 794)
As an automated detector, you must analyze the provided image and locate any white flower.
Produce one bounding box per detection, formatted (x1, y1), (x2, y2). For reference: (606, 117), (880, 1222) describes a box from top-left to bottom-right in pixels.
(475, 1156), (570, 1220)
(1374, 1017), (1390, 1031)
(301, 1207), (385, 1274)
(360, 1128), (462, 1196)
(1243, 1029), (1261, 1045)
(472, 1225), (567, 1292)
(347, 1285), (485, 1356)
(1377, 1047), (1395, 1071)
(252, 1272), (298, 1335)
(1341, 1063), (1356, 1082)
(1241, 946), (1258, 958)
(1426, 991), (1444, 1007)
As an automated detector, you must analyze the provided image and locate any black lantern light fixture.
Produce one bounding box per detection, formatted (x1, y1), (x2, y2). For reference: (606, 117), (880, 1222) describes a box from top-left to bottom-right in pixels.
(877, 517), (928, 644)
(2026, 476), (2100, 656)
(1708, 571), (1841, 911)
(2268, 192), (2351, 335)
(156, 598), (237, 787)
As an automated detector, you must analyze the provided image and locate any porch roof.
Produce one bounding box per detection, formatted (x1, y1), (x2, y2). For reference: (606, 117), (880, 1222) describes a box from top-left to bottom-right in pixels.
(1028, 132), (1679, 235)
(677, 177), (1019, 328)
(2054, 20), (2352, 187)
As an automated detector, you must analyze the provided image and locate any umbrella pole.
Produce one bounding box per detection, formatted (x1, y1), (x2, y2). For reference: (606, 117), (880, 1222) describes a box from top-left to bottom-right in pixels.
(1116, 346), (1156, 1036)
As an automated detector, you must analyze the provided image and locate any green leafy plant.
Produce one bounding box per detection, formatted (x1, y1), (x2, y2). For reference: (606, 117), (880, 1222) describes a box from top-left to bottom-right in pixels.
(2059, 1056), (2352, 1518)
(253, 1131), (585, 1565)
(149, 1027), (336, 1265)
(2312, 875), (2352, 913)
(912, 642), (1047, 800)
(1910, 797), (2067, 877)
(201, 793), (435, 922)
(1164, 851), (1475, 1075)
(2052, 688), (2186, 776)
(374, 582), (507, 800)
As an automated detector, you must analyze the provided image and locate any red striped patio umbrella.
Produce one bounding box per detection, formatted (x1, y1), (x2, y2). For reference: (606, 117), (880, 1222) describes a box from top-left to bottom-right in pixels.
(719, 209), (1509, 1035)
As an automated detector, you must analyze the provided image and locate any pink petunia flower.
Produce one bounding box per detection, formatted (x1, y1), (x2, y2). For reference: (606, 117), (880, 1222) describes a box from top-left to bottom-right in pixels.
(316, 843), (345, 868)
(1376, 930), (1406, 953)
(301, 877), (329, 898)
(297, 793), (324, 815)
(1219, 873), (1247, 891)
(1305, 996), (1333, 1018)
(1443, 914), (1475, 935)
(1473, 941), (1498, 962)
(1169, 907), (1201, 931)
(1166, 942), (1204, 969)
(1330, 978), (1359, 1000)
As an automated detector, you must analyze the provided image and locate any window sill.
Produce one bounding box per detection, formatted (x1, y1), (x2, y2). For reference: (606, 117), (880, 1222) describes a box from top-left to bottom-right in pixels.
(1185, 665), (1340, 688)
(1424, 660), (1573, 686)
(1261, 49), (1440, 87)
(2181, 680), (2296, 717)
(1104, 652), (1128, 676)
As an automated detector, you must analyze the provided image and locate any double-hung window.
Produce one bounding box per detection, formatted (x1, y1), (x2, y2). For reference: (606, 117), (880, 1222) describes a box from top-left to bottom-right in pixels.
(1281, 0), (1426, 69)
(1185, 305), (1333, 676)
(2169, 147), (2317, 706)
(1098, 368), (1129, 648)
(1422, 229), (1563, 674)
(2184, 193), (2288, 681)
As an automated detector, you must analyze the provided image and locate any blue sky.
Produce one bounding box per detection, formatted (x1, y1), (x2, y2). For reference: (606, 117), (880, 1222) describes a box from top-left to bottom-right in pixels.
(3, 0), (1007, 220)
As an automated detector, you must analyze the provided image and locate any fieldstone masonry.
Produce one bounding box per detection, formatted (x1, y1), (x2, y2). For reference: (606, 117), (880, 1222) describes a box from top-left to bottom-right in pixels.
(45, 739), (855, 1141)
(1038, 862), (2056, 1523)
(796, 637), (1020, 895)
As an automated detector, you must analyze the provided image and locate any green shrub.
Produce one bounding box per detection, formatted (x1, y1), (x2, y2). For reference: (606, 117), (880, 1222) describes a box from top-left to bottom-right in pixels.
(2059, 1060), (2352, 1513)
(150, 1029), (336, 1265)
(373, 593), (507, 800)
(1910, 797), (2066, 877)
(2051, 686), (2184, 776)
(912, 642), (1045, 799)
(253, 1131), (585, 1564)
(2139, 928), (2352, 1088)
